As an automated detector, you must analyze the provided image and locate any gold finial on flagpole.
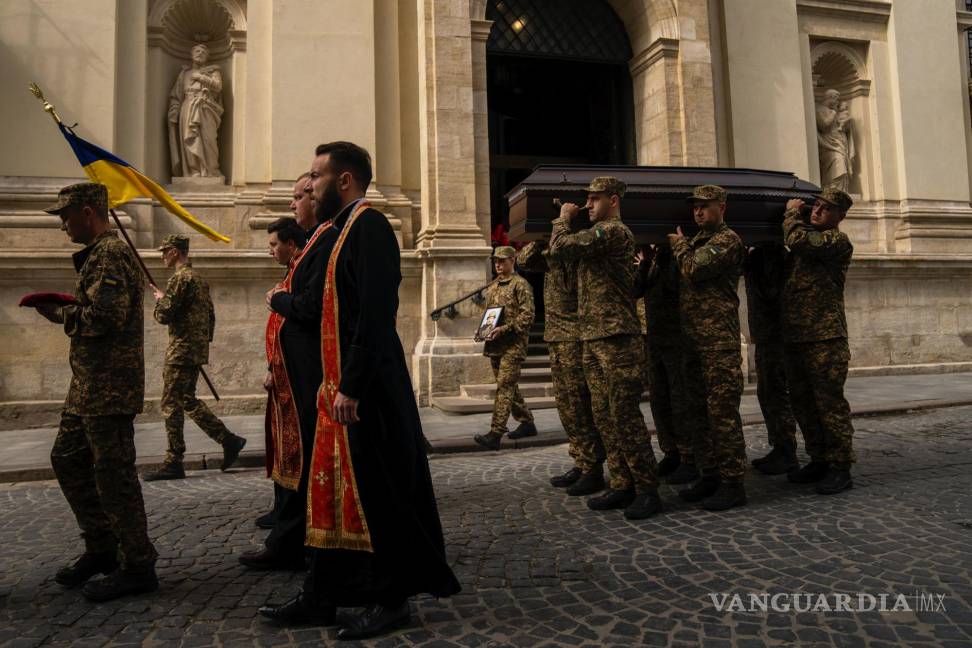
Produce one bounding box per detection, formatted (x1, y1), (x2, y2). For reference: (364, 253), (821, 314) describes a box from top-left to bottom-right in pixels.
(28, 82), (63, 125)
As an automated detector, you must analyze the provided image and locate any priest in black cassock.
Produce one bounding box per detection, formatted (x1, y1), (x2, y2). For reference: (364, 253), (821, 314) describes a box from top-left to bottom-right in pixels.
(258, 142), (460, 639)
(239, 173), (338, 571)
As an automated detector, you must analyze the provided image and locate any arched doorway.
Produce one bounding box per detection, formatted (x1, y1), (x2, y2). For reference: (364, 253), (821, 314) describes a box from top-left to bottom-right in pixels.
(486, 0), (636, 318)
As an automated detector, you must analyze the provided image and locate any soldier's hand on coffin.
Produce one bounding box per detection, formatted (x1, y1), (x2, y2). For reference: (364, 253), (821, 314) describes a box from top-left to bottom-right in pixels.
(559, 202), (581, 222)
(786, 198), (805, 211)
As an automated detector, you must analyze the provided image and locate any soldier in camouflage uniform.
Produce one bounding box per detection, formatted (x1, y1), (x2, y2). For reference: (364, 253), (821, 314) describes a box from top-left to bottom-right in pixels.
(32, 183), (158, 601)
(744, 243), (799, 475)
(782, 188), (856, 494)
(549, 176), (662, 520)
(473, 246), (537, 451)
(669, 185), (748, 511)
(519, 240), (606, 495)
(144, 235), (246, 481)
(634, 243), (703, 485)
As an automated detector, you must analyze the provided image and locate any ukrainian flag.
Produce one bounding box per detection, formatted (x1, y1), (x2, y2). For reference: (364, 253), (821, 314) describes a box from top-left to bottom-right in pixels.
(58, 124), (230, 243)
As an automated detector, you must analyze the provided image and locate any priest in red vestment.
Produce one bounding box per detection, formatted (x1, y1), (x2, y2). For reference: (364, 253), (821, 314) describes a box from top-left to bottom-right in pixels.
(258, 142), (460, 639)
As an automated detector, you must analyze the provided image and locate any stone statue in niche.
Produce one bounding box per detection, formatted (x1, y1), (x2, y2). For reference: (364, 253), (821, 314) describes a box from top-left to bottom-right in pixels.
(815, 89), (856, 192)
(168, 43), (223, 178)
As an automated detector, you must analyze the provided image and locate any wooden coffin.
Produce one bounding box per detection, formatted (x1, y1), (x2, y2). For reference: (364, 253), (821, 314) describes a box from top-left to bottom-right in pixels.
(506, 165), (821, 244)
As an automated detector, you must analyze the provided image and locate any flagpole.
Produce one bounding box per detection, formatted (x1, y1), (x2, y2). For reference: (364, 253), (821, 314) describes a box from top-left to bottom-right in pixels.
(28, 83), (221, 403)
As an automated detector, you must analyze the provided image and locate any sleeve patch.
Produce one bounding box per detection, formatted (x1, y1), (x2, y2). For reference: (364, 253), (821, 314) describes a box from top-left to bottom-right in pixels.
(808, 231), (825, 247)
(103, 276), (120, 286)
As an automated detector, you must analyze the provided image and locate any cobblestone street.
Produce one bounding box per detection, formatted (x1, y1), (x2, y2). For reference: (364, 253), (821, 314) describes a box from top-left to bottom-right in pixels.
(2, 406), (971, 648)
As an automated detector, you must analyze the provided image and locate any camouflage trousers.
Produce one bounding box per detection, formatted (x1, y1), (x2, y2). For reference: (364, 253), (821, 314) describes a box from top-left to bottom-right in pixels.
(161, 363), (231, 465)
(645, 339), (697, 462)
(549, 340), (604, 473)
(784, 338), (855, 466)
(683, 345), (747, 481)
(754, 339), (797, 452)
(583, 335), (658, 493)
(51, 413), (158, 569)
(489, 354), (534, 436)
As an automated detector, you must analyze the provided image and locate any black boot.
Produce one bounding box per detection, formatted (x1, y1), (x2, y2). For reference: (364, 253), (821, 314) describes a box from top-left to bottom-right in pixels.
(550, 467), (582, 488)
(336, 601), (411, 640)
(755, 447), (799, 475)
(678, 475), (720, 502)
(566, 470), (606, 496)
(143, 462), (185, 481)
(624, 489), (663, 520)
(258, 592), (337, 626)
(586, 488), (635, 511)
(239, 548), (306, 571)
(787, 459), (829, 484)
(473, 431), (502, 451)
(221, 434), (247, 471)
(702, 481), (747, 511)
(657, 452), (681, 478)
(508, 421), (537, 440)
(666, 461), (700, 485)
(54, 551), (118, 588)
(81, 567), (158, 602)
(815, 466), (853, 494)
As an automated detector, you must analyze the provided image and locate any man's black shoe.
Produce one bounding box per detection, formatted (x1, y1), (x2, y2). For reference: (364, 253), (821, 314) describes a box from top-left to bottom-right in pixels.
(678, 475), (720, 503)
(258, 592), (337, 626)
(508, 421), (537, 440)
(787, 459), (829, 484)
(550, 467), (582, 488)
(473, 432), (502, 451)
(702, 481), (747, 511)
(221, 434), (247, 471)
(336, 601), (411, 640)
(54, 551), (118, 588)
(815, 468), (853, 495)
(756, 448), (799, 476)
(255, 510), (276, 530)
(143, 463), (185, 481)
(566, 471), (606, 496)
(81, 568), (158, 602)
(657, 453), (681, 478)
(624, 490), (663, 520)
(586, 488), (635, 511)
(666, 462), (700, 485)
(238, 548), (305, 571)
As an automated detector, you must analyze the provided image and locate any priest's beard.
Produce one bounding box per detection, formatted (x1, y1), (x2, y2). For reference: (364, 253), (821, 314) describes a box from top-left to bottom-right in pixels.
(314, 178), (343, 223)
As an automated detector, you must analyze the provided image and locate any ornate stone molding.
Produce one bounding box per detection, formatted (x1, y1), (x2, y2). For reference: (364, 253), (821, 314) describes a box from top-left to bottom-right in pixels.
(796, 0), (891, 24)
(629, 37), (679, 77)
(958, 9), (972, 31)
(470, 19), (493, 42)
(147, 0), (246, 61)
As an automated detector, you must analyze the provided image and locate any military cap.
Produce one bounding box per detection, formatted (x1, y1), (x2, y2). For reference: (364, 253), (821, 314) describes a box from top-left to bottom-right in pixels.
(491, 245), (516, 259)
(687, 184), (727, 203)
(814, 186), (853, 212)
(584, 176), (626, 198)
(158, 234), (190, 253)
(43, 182), (109, 214)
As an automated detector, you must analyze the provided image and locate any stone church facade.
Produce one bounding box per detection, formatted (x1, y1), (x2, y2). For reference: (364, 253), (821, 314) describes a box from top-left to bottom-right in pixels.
(2, 0), (972, 425)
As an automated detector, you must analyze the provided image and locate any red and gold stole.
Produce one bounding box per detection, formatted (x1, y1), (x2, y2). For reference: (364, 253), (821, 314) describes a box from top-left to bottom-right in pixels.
(264, 222), (333, 490)
(306, 202), (373, 551)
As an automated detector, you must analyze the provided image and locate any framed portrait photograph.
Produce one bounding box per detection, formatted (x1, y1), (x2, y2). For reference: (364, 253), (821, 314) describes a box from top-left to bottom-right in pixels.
(474, 306), (504, 342)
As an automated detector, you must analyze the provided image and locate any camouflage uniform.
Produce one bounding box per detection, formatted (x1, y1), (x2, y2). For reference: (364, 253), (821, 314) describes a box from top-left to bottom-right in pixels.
(671, 187), (747, 482)
(781, 189), (855, 466)
(45, 183), (157, 571)
(635, 245), (700, 463)
(519, 242), (603, 472)
(154, 235), (230, 465)
(549, 179), (658, 494)
(482, 259), (535, 436)
(744, 243), (798, 453)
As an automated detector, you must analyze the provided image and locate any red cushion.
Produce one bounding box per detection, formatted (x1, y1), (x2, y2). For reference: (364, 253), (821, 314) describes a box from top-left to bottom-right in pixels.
(18, 292), (78, 307)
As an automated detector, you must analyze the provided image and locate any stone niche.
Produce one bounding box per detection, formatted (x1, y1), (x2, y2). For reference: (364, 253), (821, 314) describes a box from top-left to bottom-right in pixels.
(811, 39), (871, 199)
(146, 0), (247, 250)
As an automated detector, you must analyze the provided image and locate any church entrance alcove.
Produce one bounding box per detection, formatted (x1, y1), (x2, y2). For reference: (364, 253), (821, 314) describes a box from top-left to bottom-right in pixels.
(486, 0), (636, 321)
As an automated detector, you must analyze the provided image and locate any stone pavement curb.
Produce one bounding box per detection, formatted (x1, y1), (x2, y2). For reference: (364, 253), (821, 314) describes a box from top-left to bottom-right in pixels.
(3, 396), (972, 484)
